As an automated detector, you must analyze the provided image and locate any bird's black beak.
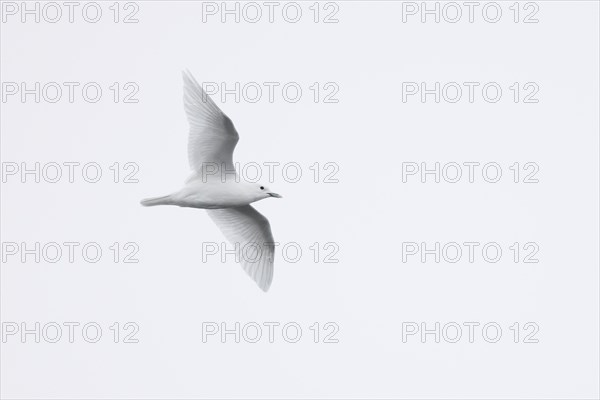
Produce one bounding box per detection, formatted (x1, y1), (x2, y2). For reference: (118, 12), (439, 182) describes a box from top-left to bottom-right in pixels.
(268, 192), (282, 198)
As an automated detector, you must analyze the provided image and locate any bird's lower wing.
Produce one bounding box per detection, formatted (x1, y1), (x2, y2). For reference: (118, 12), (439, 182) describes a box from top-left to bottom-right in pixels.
(206, 205), (275, 291)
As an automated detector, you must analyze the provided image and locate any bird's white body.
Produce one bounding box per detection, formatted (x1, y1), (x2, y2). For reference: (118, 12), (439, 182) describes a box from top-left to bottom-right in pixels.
(146, 178), (275, 209)
(176, 179), (256, 209)
(141, 70), (281, 291)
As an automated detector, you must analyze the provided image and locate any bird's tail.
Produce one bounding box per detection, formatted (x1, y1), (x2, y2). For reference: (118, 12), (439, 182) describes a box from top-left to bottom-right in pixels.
(140, 195), (173, 207)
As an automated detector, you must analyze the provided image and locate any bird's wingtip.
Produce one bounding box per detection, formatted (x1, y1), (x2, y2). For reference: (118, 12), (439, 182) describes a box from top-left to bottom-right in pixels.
(259, 281), (272, 292)
(182, 69), (203, 90)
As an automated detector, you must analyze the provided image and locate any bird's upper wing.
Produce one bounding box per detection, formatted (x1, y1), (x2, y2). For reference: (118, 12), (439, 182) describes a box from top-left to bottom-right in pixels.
(183, 70), (239, 178)
(206, 205), (275, 292)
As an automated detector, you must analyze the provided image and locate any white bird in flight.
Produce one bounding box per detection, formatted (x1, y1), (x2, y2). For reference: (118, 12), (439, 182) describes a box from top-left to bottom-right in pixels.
(141, 70), (281, 292)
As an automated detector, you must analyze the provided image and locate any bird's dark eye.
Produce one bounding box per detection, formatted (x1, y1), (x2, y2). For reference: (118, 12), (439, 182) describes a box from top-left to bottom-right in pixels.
(260, 186), (264, 190)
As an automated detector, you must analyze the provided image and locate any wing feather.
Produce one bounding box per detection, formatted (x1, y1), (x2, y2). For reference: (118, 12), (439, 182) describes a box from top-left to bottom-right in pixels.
(207, 205), (275, 291)
(182, 70), (239, 178)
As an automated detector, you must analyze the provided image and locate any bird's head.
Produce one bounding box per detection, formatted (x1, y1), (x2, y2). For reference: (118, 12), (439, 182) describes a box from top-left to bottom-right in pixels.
(253, 184), (282, 201)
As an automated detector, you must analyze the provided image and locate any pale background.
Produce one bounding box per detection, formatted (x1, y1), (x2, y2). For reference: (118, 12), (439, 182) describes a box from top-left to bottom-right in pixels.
(1, 1), (599, 399)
